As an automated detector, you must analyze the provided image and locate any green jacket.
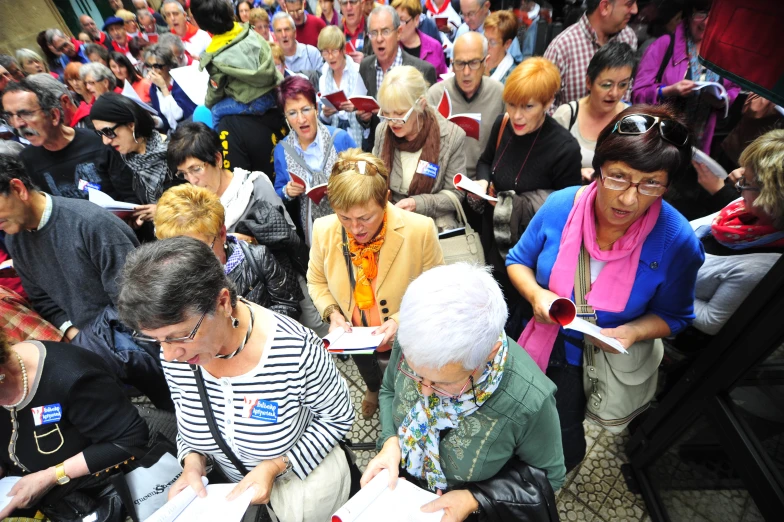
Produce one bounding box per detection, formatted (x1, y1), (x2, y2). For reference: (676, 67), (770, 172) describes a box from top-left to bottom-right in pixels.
(200, 24), (282, 109)
(379, 336), (566, 491)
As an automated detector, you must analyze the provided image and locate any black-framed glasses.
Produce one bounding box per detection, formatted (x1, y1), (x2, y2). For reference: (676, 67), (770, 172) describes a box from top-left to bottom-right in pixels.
(1, 108), (44, 123)
(144, 62), (165, 70)
(397, 354), (479, 405)
(453, 58), (484, 71)
(735, 179), (761, 193)
(133, 310), (209, 347)
(611, 113), (689, 147)
(599, 167), (668, 197)
(399, 16), (413, 25)
(94, 123), (124, 140)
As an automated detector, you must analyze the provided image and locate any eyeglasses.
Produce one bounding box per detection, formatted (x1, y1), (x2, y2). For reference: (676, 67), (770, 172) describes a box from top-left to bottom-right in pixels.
(320, 48), (341, 57)
(144, 62), (165, 70)
(596, 80), (630, 92)
(599, 168), (668, 197)
(285, 106), (316, 119)
(287, 8), (304, 16)
(176, 162), (207, 179)
(453, 58), (484, 71)
(735, 178), (761, 193)
(133, 310), (209, 347)
(611, 113), (689, 147)
(463, 8), (483, 19)
(339, 0), (360, 5)
(487, 38), (502, 47)
(1, 108), (44, 123)
(94, 123), (124, 140)
(692, 10), (710, 21)
(55, 41), (72, 52)
(0, 72), (12, 79)
(397, 354), (478, 404)
(368, 28), (394, 39)
(378, 106), (414, 126)
(400, 17), (413, 25)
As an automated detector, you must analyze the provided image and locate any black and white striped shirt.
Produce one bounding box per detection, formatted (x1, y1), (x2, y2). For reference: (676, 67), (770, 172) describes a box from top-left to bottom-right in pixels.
(163, 313), (354, 482)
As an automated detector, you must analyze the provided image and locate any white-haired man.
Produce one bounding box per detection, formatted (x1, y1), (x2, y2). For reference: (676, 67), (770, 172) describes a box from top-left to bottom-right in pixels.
(162, 0), (211, 58)
(272, 12), (324, 73)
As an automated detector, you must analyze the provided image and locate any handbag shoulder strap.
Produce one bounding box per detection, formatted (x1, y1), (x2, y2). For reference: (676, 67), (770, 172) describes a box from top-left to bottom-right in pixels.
(442, 190), (469, 228)
(341, 228), (367, 326)
(496, 113), (510, 150)
(189, 364), (250, 476)
(571, 185), (596, 326)
(568, 100), (579, 130)
(656, 34), (676, 85)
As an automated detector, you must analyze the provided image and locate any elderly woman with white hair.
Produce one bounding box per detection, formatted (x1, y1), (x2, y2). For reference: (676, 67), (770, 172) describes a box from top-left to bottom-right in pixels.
(362, 263), (565, 522)
(79, 62), (117, 101)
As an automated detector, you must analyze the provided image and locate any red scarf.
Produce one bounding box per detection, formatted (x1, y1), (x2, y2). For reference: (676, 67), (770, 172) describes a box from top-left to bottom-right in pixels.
(425, 0), (449, 15)
(179, 22), (199, 42)
(97, 32), (108, 45)
(711, 199), (784, 248)
(112, 40), (129, 54)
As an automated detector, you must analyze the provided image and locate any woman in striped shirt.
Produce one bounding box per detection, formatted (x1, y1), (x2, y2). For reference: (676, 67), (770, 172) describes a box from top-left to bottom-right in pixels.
(117, 237), (354, 522)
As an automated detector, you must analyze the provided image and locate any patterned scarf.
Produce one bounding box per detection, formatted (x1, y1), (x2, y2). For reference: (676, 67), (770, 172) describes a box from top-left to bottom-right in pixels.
(711, 199), (784, 250)
(123, 131), (169, 204)
(347, 212), (387, 310)
(283, 122), (339, 241)
(380, 108), (440, 196)
(223, 235), (246, 274)
(398, 336), (509, 491)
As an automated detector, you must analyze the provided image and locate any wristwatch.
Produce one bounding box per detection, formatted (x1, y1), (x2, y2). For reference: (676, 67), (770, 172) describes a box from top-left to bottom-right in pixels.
(55, 463), (70, 485)
(276, 455), (293, 479)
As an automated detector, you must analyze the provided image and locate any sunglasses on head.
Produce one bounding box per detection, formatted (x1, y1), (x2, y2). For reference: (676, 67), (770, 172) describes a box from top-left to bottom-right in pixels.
(611, 114), (689, 147)
(94, 123), (125, 140)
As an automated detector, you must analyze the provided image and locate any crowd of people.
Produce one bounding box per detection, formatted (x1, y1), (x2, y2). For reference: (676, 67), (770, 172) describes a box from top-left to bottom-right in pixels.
(0, 0), (782, 520)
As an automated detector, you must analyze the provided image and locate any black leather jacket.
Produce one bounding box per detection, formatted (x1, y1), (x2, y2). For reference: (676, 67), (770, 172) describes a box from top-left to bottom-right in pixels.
(226, 240), (301, 318)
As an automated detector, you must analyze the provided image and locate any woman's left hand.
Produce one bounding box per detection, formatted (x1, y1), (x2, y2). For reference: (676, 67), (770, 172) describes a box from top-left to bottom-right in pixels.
(373, 318), (398, 347)
(420, 489), (480, 522)
(226, 459), (282, 505)
(693, 160), (726, 195)
(132, 204), (157, 224)
(0, 469), (56, 519)
(338, 101), (355, 112)
(395, 198), (417, 212)
(593, 324), (640, 354)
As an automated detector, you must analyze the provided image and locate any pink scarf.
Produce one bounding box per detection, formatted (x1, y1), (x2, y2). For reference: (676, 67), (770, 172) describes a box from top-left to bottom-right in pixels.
(518, 182), (662, 371)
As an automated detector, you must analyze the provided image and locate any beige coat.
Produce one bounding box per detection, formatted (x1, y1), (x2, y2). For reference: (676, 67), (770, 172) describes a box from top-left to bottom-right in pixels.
(307, 203), (444, 324)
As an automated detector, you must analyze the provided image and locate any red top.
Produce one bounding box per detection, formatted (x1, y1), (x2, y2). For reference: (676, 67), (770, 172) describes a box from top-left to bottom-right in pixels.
(296, 14), (326, 47)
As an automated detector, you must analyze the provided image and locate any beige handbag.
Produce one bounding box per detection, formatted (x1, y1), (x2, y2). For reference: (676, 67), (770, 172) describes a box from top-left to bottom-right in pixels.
(576, 244), (663, 434)
(439, 190), (485, 266)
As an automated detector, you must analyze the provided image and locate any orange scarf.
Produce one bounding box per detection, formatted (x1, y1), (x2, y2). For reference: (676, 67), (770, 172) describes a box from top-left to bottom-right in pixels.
(347, 213), (388, 310)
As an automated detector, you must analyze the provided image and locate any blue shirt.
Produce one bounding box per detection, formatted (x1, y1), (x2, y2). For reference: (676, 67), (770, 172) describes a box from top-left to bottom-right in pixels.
(506, 186), (704, 366)
(284, 43), (324, 73)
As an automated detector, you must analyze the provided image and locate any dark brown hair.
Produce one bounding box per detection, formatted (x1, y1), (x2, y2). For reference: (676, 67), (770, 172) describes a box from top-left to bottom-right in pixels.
(592, 104), (693, 187)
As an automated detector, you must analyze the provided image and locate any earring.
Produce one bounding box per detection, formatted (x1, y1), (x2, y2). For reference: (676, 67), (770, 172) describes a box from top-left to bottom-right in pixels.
(132, 130), (138, 144)
(230, 315), (240, 329)
(0, 374), (5, 383)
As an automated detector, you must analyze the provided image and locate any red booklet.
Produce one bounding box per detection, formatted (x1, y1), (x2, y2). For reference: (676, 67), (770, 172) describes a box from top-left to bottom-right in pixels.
(322, 90), (349, 110)
(434, 16), (449, 30)
(289, 172), (328, 204)
(349, 95), (380, 112)
(345, 40), (356, 54)
(448, 114), (481, 140)
(437, 88), (452, 118)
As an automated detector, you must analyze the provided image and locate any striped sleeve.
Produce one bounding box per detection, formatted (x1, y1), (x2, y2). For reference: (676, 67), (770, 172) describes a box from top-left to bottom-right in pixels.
(281, 319), (354, 479)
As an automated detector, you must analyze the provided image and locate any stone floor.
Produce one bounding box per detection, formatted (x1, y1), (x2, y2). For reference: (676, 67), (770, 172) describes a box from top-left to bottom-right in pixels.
(335, 356), (766, 522)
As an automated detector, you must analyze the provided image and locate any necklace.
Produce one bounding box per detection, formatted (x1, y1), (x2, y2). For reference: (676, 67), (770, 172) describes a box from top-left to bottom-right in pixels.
(6, 352), (28, 410)
(215, 298), (255, 360)
(597, 236), (620, 250)
(492, 121), (545, 187)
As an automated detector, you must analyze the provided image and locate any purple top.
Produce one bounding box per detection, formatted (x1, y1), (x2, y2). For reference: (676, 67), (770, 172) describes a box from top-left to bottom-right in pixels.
(411, 29), (448, 78)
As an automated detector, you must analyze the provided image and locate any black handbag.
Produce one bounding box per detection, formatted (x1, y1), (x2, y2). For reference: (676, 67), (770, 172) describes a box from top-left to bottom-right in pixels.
(38, 473), (126, 522)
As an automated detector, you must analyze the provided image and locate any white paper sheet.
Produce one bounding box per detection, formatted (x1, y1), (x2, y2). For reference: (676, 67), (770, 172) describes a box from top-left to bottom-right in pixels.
(452, 174), (498, 202)
(87, 187), (138, 211)
(692, 81), (729, 118)
(323, 327), (383, 353)
(169, 65), (210, 106)
(0, 477), (20, 513)
(144, 479), (254, 522)
(692, 147), (728, 179)
(332, 470), (443, 522)
(564, 317), (628, 354)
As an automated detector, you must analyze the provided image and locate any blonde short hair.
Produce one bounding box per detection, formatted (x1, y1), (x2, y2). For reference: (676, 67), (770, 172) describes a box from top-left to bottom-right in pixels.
(739, 129), (784, 229)
(328, 149), (389, 210)
(503, 57), (560, 106)
(115, 9), (137, 21)
(391, 0), (422, 18)
(269, 42), (285, 63)
(154, 184), (226, 240)
(318, 25), (346, 52)
(249, 8), (269, 25)
(377, 65), (428, 115)
(484, 10), (518, 43)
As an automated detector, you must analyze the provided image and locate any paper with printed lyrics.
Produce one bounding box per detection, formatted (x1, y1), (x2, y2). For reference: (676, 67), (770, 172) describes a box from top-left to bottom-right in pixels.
(692, 147), (728, 179)
(692, 81), (729, 118)
(145, 477), (254, 522)
(0, 476), (21, 512)
(289, 172), (328, 204)
(332, 469), (443, 522)
(323, 327), (383, 354)
(565, 317), (628, 354)
(453, 173), (497, 201)
(87, 187), (137, 218)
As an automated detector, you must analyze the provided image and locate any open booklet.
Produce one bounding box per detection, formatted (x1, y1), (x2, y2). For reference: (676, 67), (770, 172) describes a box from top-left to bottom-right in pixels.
(323, 327), (383, 354)
(692, 147), (728, 179)
(435, 90), (481, 139)
(332, 469), (443, 522)
(87, 187), (137, 219)
(693, 81), (729, 118)
(321, 93), (380, 113)
(289, 172), (328, 204)
(453, 173), (497, 201)
(548, 298), (628, 354)
(145, 478), (254, 522)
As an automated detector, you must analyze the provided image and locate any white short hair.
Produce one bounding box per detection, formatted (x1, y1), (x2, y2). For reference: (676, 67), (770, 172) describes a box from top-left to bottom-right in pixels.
(397, 263), (508, 371)
(272, 11), (296, 31)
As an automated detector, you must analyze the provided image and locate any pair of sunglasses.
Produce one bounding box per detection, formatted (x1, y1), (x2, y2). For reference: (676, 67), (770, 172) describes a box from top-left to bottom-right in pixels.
(94, 123), (125, 140)
(612, 114), (689, 147)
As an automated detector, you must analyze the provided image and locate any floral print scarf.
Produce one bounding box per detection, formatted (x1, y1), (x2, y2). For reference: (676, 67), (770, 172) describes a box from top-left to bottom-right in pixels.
(398, 335), (509, 491)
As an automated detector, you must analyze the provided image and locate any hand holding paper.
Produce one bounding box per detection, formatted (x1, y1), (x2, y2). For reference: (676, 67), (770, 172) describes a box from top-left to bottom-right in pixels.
(453, 174), (497, 201)
(547, 298), (628, 354)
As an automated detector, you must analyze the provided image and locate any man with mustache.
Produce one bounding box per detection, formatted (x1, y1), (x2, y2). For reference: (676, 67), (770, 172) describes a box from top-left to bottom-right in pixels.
(79, 14), (114, 51)
(1, 79), (137, 203)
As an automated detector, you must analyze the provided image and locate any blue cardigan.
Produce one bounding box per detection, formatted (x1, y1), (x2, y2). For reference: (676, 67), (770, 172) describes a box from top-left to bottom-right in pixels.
(273, 125), (356, 199)
(506, 186), (704, 366)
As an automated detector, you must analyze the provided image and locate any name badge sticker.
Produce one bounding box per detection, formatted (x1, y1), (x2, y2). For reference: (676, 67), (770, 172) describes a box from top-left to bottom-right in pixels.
(31, 403), (62, 426)
(415, 160), (440, 179)
(77, 179), (101, 192)
(247, 398), (278, 423)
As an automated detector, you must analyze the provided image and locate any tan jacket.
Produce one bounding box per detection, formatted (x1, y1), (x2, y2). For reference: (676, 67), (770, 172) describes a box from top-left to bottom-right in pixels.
(307, 203), (445, 324)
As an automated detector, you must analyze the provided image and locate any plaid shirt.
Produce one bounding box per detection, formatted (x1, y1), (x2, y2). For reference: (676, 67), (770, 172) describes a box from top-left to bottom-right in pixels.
(224, 235), (246, 275)
(0, 287), (63, 343)
(544, 13), (637, 110)
(376, 47), (403, 93)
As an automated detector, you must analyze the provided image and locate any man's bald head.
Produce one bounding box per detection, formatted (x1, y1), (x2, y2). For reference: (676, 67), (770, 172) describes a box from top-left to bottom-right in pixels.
(80, 15), (100, 37)
(454, 30), (487, 57)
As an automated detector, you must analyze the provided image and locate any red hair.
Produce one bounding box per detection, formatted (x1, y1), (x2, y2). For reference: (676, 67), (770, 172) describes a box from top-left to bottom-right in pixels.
(277, 75), (317, 109)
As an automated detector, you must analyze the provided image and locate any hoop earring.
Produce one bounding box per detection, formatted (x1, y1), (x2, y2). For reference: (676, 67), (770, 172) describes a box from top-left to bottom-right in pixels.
(132, 130), (138, 144)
